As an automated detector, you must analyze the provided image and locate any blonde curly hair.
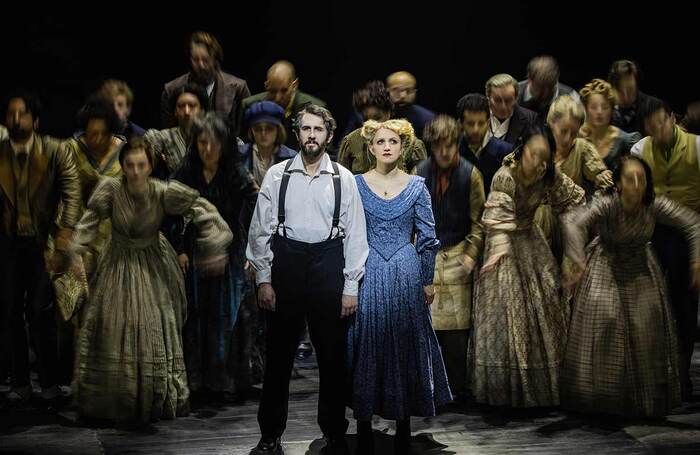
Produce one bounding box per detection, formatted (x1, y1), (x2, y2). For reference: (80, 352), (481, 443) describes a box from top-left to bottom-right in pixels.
(360, 118), (415, 152)
(579, 78), (615, 107)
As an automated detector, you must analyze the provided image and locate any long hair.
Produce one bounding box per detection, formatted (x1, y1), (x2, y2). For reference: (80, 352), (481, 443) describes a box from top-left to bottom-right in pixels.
(610, 154), (655, 205)
(180, 112), (238, 191)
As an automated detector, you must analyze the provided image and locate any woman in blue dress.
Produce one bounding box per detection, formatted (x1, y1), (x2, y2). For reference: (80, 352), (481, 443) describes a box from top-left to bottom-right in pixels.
(348, 119), (452, 454)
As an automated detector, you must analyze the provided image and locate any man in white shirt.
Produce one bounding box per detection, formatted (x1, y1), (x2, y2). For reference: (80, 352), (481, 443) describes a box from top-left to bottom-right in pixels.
(247, 105), (368, 455)
(484, 73), (538, 147)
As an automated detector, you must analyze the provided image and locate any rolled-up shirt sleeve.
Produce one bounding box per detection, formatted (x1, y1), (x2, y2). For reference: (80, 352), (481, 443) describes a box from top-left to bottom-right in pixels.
(246, 169), (276, 286)
(341, 172), (369, 296)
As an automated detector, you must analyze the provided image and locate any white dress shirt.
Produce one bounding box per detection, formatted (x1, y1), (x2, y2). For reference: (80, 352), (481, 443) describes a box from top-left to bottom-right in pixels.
(246, 153), (369, 296)
(486, 114), (512, 142)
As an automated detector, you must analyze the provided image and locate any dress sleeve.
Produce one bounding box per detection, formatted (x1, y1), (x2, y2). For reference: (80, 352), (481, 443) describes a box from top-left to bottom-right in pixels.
(580, 140), (613, 192)
(548, 170), (586, 215)
(414, 181), (440, 285)
(163, 180), (233, 258)
(654, 196), (700, 263)
(70, 177), (118, 254)
(562, 196), (611, 267)
(480, 167), (517, 271)
(465, 166), (486, 262)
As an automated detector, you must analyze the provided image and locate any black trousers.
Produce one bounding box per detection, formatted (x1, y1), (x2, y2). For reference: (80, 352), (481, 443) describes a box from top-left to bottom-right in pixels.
(0, 238), (58, 389)
(258, 235), (348, 439)
(652, 224), (699, 393)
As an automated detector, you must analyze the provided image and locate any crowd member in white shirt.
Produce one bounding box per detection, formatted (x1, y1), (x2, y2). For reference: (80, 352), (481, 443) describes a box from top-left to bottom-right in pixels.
(247, 104), (368, 455)
(485, 73), (538, 147)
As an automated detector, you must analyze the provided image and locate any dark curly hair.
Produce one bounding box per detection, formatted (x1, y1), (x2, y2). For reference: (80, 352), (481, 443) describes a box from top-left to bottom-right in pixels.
(610, 154), (655, 205)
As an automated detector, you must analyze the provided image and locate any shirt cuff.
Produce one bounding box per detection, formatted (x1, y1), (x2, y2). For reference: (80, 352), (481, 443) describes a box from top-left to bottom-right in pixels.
(343, 279), (359, 296)
(255, 267), (272, 287)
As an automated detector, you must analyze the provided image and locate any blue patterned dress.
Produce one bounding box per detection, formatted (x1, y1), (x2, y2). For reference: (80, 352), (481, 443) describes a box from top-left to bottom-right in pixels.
(348, 175), (452, 420)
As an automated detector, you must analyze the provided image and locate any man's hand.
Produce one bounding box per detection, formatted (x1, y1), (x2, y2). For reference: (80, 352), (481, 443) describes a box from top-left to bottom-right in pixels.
(690, 262), (700, 291)
(258, 283), (276, 311)
(178, 254), (189, 274)
(341, 294), (358, 318)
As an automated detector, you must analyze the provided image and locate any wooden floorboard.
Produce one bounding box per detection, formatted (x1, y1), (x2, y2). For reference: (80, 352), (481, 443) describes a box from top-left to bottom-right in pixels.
(2, 346), (700, 454)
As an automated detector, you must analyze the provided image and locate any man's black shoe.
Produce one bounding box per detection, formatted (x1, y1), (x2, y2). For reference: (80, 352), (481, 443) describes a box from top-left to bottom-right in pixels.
(320, 436), (349, 455)
(250, 437), (283, 454)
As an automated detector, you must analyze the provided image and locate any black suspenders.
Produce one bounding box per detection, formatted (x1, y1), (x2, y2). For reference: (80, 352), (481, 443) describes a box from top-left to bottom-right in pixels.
(276, 159), (343, 240)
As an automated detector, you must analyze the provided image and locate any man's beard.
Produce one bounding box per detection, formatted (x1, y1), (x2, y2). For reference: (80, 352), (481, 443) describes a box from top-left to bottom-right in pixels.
(192, 69), (215, 86)
(9, 126), (31, 142)
(300, 140), (326, 160)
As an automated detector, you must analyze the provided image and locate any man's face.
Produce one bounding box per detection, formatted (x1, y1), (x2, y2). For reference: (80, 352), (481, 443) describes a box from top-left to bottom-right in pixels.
(297, 113), (331, 159)
(462, 110), (489, 146)
(615, 75), (638, 108)
(265, 76), (298, 108)
(388, 81), (416, 106)
(645, 108), (675, 145)
(175, 93), (202, 131)
(113, 94), (131, 123)
(529, 78), (556, 103)
(190, 43), (216, 83)
(432, 139), (459, 170)
(6, 98), (36, 142)
(489, 85), (517, 120)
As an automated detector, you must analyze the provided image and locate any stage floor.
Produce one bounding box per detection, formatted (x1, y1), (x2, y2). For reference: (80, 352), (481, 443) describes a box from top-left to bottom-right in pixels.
(2, 346), (700, 454)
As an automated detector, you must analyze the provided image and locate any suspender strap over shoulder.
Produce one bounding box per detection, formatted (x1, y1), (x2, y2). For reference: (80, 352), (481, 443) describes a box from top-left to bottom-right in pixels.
(276, 159), (294, 236)
(328, 161), (343, 240)
(276, 158), (344, 240)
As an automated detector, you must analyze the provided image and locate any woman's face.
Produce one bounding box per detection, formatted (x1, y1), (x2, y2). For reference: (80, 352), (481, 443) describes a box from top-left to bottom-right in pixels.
(551, 115), (581, 152)
(585, 93), (612, 128)
(521, 135), (550, 181)
(369, 128), (402, 166)
(85, 118), (111, 153)
(618, 159), (647, 208)
(123, 149), (152, 188)
(251, 122), (278, 150)
(197, 131), (222, 169)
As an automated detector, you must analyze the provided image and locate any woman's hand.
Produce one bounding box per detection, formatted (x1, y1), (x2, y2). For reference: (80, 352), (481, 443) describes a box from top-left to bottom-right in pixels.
(424, 285), (436, 305)
(457, 254), (476, 276)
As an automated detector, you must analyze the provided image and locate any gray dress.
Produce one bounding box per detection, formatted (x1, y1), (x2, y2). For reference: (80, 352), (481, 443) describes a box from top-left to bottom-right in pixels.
(561, 194), (700, 417)
(71, 177), (232, 422)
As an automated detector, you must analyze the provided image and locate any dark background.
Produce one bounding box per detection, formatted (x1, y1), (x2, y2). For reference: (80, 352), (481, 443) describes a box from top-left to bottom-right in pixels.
(2, 2), (696, 138)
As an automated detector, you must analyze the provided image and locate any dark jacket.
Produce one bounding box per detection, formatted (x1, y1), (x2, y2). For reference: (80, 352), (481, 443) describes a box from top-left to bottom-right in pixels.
(161, 71), (251, 133)
(500, 105), (538, 146)
(393, 104), (436, 138)
(415, 156), (473, 249)
(517, 80), (579, 125)
(612, 91), (660, 137)
(459, 135), (513, 195)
